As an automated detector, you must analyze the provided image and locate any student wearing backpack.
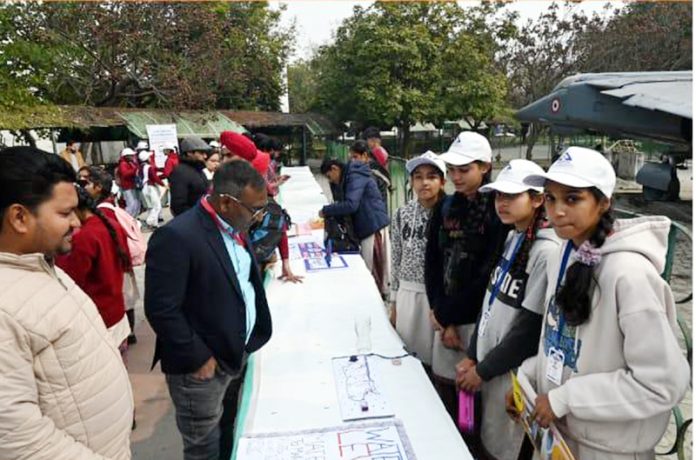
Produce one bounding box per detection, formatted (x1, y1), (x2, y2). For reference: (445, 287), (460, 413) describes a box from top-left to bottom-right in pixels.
(455, 160), (560, 460)
(84, 166), (146, 345)
(56, 187), (132, 359)
(424, 132), (508, 428)
(117, 147), (141, 217)
(503, 148), (690, 459)
(222, 131), (302, 283)
(390, 151), (446, 369)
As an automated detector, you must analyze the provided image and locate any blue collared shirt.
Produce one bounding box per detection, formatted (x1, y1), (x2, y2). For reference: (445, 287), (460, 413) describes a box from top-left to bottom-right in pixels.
(215, 215), (256, 344)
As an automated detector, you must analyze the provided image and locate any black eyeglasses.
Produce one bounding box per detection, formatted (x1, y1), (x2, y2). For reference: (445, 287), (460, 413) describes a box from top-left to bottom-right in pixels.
(76, 179), (90, 187)
(220, 193), (267, 220)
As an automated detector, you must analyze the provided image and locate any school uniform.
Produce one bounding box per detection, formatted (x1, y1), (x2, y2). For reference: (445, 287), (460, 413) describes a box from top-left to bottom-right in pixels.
(424, 192), (508, 380)
(469, 227), (560, 460)
(390, 199), (436, 365)
(518, 217), (689, 459)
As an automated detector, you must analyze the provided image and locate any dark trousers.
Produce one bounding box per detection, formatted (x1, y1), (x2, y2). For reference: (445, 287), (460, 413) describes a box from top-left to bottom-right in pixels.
(166, 362), (246, 460)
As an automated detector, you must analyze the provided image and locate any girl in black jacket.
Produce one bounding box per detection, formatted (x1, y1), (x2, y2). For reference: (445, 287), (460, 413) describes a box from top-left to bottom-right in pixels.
(424, 132), (508, 437)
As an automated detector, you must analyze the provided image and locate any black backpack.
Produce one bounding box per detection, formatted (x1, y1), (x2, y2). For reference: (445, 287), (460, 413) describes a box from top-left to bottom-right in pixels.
(324, 215), (360, 253)
(249, 199), (291, 263)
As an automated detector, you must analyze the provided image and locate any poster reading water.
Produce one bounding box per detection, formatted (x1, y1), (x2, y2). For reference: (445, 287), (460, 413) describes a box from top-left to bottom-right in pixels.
(237, 420), (416, 460)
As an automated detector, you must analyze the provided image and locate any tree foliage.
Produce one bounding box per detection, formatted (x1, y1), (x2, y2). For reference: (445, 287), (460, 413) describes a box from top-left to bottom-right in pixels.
(295, 2), (511, 156)
(0, 2), (293, 110)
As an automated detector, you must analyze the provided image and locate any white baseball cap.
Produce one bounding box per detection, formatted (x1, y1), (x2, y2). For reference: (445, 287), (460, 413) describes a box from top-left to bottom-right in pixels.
(406, 150), (447, 175)
(479, 159), (545, 194)
(136, 140), (149, 150)
(209, 140), (221, 149)
(524, 146), (616, 198)
(120, 147), (135, 157)
(439, 131), (492, 166)
(138, 150), (152, 162)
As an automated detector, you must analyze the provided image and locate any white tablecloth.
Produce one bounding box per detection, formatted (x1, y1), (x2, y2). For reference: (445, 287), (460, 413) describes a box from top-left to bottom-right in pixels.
(234, 166), (472, 459)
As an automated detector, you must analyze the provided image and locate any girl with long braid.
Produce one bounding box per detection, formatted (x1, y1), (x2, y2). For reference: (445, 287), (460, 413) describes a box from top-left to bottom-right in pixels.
(456, 160), (560, 460)
(56, 186), (132, 359)
(506, 147), (689, 459)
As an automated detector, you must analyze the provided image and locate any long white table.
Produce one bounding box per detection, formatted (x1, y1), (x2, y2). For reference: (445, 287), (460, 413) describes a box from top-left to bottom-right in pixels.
(232, 166), (472, 459)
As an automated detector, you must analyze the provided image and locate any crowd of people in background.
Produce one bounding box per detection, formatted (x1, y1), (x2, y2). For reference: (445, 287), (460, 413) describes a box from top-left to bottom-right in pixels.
(0, 125), (690, 460)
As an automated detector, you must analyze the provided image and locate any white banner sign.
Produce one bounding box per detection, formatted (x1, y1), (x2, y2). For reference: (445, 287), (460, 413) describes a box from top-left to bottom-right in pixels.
(146, 124), (178, 168)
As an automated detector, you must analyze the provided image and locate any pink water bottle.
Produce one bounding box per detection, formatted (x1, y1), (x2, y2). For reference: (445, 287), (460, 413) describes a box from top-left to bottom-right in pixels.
(458, 390), (475, 433)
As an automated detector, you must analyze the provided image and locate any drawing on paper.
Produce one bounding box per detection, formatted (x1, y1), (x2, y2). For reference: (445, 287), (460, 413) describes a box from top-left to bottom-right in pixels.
(298, 242), (348, 271)
(331, 355), (393, 421)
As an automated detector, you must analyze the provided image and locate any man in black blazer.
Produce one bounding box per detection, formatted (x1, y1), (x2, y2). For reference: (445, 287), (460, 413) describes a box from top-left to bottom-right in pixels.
(145, 160), (272, 460)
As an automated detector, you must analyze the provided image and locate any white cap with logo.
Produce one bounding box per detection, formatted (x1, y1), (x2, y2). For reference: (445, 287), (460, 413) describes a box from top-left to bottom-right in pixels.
(524, 147), (616, 198)
(479, 159), (545, 194)
(406, 150), (447, 175)
(439, 131), (492, 166)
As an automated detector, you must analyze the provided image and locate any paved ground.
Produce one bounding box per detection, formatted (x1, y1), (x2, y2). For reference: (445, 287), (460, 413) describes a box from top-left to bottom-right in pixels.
(129, 170), (693, 458)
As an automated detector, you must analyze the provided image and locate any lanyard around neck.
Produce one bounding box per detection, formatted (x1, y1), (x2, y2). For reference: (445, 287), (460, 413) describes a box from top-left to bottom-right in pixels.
(554, 242), (575, 345)
(488, 232), (526, 307)
(200, 196), (245, 247)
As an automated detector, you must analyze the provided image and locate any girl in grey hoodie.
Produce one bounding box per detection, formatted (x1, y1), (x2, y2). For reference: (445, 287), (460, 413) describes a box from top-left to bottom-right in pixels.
(511, 147), (690, 459)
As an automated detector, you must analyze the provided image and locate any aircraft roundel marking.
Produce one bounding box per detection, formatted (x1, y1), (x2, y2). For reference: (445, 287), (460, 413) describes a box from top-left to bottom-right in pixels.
(551, 98), (561, 113)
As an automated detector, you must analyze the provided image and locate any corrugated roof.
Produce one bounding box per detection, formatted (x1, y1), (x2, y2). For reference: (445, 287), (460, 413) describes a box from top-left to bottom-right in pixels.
(223, 111), (339, 135)
(118, 111), (246, 138)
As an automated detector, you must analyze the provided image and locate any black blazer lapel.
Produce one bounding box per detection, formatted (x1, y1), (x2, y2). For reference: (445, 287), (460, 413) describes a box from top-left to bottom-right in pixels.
(196, 206), (244, 299)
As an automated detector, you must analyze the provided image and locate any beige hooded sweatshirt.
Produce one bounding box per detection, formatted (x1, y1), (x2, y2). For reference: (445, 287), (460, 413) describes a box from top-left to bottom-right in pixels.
(519, 216), (690, 455)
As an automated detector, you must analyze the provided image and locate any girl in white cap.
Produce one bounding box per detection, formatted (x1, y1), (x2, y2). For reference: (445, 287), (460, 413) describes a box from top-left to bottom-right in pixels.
(390, 151), (446, 371)
(424, 132), (509, 431)
(456, 159), (560, 460)
(506, 147), (689, 459)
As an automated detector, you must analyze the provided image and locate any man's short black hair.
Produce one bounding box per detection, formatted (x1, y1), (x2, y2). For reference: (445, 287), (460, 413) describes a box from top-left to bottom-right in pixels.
(320, 158), (345, 174)
(212, 159), (266, 198)
(363, 127), (381, 140)
(0, 146), (76, 226)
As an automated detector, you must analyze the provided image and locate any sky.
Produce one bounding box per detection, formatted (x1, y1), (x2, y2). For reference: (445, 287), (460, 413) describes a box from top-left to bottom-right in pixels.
(271, 1), (616, 62)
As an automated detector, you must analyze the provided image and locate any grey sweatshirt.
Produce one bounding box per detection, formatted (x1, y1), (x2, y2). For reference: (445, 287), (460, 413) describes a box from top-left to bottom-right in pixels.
(470, 227), (560, 380)
(519, 216), (690, 454)
(390, 199), (433, 300)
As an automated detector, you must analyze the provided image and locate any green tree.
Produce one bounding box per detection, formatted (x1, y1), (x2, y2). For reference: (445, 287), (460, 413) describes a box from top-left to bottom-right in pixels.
(287, 59), (319, 113)
(304, 2), (509, 156)
(498, 2), (607, 158)
(576, 2), (692, 72)
(0, 2), (293, 110)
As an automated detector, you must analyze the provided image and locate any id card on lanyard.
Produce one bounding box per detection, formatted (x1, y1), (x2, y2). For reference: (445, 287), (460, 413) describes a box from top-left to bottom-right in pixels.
(479, 232), (525, 337)
(546, 242), (574, 385)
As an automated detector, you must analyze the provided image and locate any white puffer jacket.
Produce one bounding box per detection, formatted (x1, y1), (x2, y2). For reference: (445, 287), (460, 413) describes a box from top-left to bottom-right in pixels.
(0, 252), (133, 459)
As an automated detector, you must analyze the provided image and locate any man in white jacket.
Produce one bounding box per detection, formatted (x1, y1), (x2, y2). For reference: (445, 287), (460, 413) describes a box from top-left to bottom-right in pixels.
(0, 146), (134, 459)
